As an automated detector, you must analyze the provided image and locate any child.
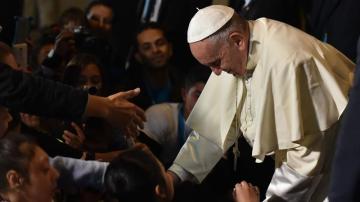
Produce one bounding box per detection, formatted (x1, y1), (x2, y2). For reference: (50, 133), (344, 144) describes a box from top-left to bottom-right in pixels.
(104, 143), (174, 202)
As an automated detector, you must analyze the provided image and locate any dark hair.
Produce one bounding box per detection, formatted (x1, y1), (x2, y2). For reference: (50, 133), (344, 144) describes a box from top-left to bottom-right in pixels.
(135, 22), (169, 48)
(0, 134), (36, 192)
(104, 144), (165, 202)
(183, 64), (211, 90)
(59, 7), (85, 28)
(84, 0), (113, 19)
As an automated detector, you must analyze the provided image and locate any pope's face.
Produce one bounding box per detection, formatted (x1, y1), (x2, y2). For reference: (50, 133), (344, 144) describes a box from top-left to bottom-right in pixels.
(190, 32), (248, 77)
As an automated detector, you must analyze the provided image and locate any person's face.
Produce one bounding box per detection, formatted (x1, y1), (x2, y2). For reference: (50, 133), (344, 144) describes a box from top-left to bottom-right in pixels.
(86, 4), (113, 33)
(190, 32), (248, 77)
(0, 106), (12, 138)
(78, 63), (103, 91)
(136, 28), (172, 69)
(182, 82), (205, 119)
(21, 146), (59, 202)
(37, 43), (54, 65)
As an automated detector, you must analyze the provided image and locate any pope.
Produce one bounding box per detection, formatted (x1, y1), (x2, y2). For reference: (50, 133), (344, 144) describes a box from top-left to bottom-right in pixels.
(166, 5), (354, 201)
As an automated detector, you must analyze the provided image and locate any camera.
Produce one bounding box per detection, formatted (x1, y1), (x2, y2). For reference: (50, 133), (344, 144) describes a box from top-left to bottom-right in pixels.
(72, 26), (97, 51)
(82, 85), (98, 95)
(72, 26), (111, 61)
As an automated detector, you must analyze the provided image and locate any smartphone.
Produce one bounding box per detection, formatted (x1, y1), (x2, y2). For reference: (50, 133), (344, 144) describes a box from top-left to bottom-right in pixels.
(12, 17), (31, 70)
(13, 16), (31, 44)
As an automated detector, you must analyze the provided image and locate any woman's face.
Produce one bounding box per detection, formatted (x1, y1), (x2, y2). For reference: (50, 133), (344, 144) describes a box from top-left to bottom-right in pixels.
(21, 146), (59, 202)
(78, 63), (103, 92)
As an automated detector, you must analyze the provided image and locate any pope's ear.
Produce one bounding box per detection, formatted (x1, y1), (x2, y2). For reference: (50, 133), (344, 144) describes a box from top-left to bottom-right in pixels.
(229, 32), (246, 50)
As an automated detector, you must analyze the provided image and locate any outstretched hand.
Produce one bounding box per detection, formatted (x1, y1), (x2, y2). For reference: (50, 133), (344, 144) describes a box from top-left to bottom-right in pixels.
(63, 122), (86, 150)
(106, 88), (146, 137)
(85, 88), (146, 138)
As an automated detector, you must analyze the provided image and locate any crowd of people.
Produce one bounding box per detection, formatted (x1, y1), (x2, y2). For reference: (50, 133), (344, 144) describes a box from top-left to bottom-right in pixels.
(0, 0), (359, 202)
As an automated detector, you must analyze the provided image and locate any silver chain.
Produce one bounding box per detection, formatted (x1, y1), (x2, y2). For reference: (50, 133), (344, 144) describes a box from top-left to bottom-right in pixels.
(233, 78), (241, 171)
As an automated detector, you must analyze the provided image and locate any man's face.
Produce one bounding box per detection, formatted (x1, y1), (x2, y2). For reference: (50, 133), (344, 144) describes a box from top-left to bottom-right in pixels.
(0, 106), (12, 137)
(182, 82), (205, 119)
(190, 34), (248, 77)
(87, 4), (113, 33)
(136, 28), (172, 69)
(21, 146), (59, 202)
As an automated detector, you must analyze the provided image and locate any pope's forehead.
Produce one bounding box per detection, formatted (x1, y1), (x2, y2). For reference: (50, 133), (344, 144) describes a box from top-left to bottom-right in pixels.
(190, 40), (220, 63)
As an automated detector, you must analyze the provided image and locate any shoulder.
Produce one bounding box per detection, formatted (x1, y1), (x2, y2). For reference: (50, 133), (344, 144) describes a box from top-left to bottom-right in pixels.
(146, 103), (179, 116)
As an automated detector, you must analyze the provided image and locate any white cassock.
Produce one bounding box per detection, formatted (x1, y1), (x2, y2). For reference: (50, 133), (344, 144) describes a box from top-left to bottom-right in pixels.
(169, 18), (355, 201)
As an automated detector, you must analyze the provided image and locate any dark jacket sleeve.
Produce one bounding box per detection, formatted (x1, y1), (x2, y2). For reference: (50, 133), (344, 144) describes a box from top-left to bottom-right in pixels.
(329, 37), (360, 202)
(0, 62), (88, 121)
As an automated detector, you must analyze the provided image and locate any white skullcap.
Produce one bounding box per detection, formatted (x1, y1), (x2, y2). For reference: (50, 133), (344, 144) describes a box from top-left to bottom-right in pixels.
(187, 5), (234, 43)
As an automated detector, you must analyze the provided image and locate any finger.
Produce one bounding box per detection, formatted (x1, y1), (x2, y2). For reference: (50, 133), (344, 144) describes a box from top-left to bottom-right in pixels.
(126, 122), (139, 138)
(62, 134), (71, 144)
(128, 119), (141, 138)
(57, 30), (74, 40)
(133, 104), (146, 122)
(63, 130), (76, 137)
(240, 181), (249, 189)
(71, 122), (85, 140)
(235, 183), (242, 190)
(131, 113), (145, 129)
(108, 88), (141, 100)
(232, 187), (237, 200)
(133, 143), (147, 150)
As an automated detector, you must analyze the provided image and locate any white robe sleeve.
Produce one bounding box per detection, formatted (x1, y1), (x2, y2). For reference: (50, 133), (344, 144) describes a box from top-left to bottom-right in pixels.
(265, 163), (322, 202)
(169, 130), (226, 182)
(168, 72), (243, 182)
(265, 122), (339, 201)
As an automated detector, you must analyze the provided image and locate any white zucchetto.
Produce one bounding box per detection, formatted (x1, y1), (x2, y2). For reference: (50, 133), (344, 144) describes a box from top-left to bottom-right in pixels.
(187, 5), (234, 43)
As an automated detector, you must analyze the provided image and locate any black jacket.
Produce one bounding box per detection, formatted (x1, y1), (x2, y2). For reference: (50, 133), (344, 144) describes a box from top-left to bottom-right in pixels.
(0, 62), (87, 121)
(329, 37), (360, 201)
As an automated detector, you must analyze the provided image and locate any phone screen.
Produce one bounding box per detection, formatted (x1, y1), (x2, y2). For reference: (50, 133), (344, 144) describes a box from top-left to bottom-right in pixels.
(12, 17), (31, 70)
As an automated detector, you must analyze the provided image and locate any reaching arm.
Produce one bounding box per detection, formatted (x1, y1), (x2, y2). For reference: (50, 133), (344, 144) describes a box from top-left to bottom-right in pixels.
(0, 63), (145, 137)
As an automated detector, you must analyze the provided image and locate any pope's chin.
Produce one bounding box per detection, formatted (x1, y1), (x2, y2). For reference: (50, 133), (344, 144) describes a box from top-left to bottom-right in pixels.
(226, 70), (240, 77)
(235, 68), (247, 77)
